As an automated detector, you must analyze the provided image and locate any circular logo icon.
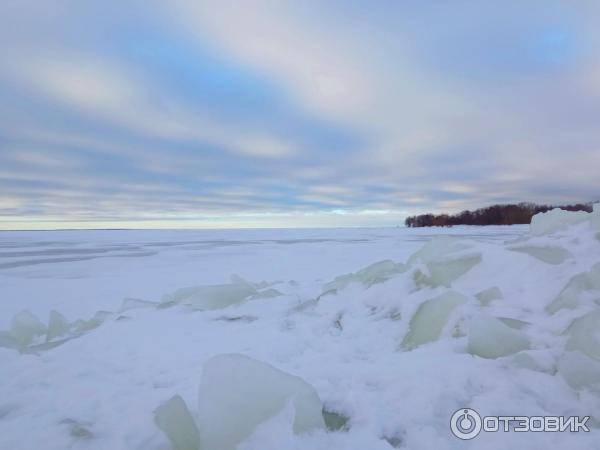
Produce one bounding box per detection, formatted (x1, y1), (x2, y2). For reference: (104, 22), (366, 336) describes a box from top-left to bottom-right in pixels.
(450, 408), (482, 440)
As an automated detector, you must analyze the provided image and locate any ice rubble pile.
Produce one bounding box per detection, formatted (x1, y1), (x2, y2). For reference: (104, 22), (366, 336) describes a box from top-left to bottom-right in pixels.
(149, 206), (600, 450)
(154, 354), (325, 450)
(0, 297), (161, 353)
(3, 206), (600, 449)
(0, 309), (114, 352)
(446, 209), (596, 384)
(320, 205), (600, 387)
(314, 204), (600, 366)
(0, 275), (282, 353)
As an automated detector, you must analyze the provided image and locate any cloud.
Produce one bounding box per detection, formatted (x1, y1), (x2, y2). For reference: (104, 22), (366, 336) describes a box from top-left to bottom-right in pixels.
(229, 135), (296, 158)
(167, 1), (376, 122)
(0, 1), (599, 229)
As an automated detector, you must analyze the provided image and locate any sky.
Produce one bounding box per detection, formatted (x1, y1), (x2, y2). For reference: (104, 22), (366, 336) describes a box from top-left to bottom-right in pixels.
(1, 1), (599, 229)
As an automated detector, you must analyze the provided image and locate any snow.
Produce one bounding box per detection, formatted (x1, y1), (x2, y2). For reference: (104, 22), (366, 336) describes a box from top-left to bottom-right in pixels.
(0, 211), (600, 449)
(529, 208), (589, 235)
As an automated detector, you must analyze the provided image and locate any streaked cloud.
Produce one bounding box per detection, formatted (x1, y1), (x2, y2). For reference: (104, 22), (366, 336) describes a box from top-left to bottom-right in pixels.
(0, 1), (598, 229)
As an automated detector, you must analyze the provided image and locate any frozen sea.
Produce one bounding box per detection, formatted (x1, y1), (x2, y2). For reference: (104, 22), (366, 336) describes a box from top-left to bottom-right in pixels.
(1, 220), (599, 449)
(0, 226), (523, 321)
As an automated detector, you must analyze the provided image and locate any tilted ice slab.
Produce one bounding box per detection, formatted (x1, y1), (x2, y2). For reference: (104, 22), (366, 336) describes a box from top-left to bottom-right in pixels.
(475, 286), (503, 306)
(557, 308), (600, 388)
(153, 354), (325, 450)
(8, 310), (47, 347)
(402, 291), (467, 349)
(557, 351), (600, 391)
(508, 244), (571, 265)
(565, 309), (600, 361)
(407, 236), (482, 288)
(70, 310), (114, 334)
(197, 354), (325, 450)
(119, 297), (159, 312)
(546, 263), (600, 314)
(249, 287), (284, 300)
(322, 259), (406, 292)
(161, 275), (268, 310)
(412, 252), (482, 288)
(154, 395), (201, 450)
(46, 310), (70, 342)
(467, 315), (530, 359)
(164, 283), (256, 310)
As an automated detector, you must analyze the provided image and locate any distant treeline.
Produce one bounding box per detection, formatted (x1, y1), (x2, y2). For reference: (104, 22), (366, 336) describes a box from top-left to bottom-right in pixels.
(405, 202), (594, 227)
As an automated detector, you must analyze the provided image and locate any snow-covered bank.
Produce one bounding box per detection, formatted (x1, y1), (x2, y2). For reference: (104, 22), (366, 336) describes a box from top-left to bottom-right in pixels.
(0, 210), (599, 449)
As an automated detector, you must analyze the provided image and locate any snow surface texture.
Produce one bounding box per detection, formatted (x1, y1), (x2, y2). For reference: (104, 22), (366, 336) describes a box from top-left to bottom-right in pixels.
(1, 209), (599, 449)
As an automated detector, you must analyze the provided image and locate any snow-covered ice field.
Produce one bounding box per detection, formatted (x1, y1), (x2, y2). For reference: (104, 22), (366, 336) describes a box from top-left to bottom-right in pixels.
(1, 208), (599, 449)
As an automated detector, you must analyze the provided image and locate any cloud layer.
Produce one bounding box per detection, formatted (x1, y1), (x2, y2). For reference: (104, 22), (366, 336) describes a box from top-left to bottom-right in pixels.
(1, 1), (599, 228)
